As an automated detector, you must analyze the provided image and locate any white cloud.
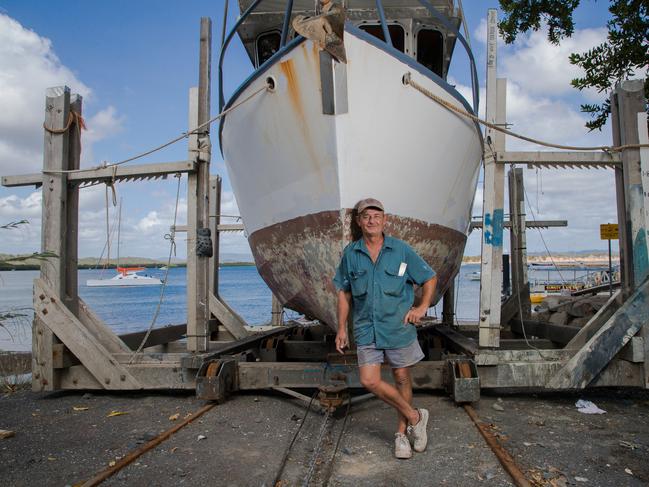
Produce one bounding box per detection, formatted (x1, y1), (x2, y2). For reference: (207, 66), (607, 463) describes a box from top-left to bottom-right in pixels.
(501, 27), (607, 100)
(0, 14), (123, 175)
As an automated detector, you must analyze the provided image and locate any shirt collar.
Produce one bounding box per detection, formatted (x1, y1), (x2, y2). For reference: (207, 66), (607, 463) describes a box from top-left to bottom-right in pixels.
(352, 234), (394, 256)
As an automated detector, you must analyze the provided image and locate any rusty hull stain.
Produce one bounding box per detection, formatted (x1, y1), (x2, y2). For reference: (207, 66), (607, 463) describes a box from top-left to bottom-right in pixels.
(249, 210), (467, 330)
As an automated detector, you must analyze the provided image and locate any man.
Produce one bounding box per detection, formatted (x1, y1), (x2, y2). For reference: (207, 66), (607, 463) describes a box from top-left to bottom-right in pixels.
(333, 198), (437, 459)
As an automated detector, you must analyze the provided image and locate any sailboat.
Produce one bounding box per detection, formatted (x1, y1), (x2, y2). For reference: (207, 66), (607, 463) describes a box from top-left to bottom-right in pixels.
(86, 200), (162, 287)
(219, 1), (482, 328)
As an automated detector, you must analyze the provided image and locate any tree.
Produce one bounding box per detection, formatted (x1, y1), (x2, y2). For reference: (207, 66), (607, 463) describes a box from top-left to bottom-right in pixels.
(498, 0), (648, 130)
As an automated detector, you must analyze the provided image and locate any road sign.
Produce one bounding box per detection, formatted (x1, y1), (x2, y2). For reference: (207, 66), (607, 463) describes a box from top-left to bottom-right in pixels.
(600, 223), (619, 240)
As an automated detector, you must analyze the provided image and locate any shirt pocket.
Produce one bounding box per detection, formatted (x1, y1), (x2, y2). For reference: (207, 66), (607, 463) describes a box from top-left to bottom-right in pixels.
(383, 267), (406, 296)
(350, 269), (369, 297)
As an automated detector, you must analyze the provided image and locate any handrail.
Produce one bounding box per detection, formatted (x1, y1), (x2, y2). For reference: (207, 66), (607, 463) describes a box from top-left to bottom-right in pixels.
(219, 0), (266, 111)
(416, 0), (479, 113)
(219, 0), (479, 114)
(375, 0), (393, 47)
(280, 0), (294, 47)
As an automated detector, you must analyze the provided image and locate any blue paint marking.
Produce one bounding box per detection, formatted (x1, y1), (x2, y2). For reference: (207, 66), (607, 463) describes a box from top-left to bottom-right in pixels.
(633, 230), (649, 285)
(483, 210), (504, 247)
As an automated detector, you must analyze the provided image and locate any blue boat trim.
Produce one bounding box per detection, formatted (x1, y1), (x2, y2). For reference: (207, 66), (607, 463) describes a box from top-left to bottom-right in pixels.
(218, 24), (483, 153)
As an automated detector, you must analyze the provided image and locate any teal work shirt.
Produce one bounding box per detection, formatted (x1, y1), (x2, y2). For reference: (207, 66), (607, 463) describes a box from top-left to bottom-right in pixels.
(333, 236), (436, 349)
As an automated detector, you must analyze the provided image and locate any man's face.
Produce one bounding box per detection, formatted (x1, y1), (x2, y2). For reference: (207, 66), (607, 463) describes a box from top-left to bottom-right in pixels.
(356, 208), (386, 238)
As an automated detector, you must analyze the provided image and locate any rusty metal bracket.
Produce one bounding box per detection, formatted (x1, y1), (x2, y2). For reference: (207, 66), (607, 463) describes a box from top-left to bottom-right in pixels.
(445, 358), (480, 404)
(196, 358), (237, 402)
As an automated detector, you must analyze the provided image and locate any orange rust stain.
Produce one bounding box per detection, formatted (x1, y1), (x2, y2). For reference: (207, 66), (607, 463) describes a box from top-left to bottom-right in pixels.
(279, 59), (304, 124)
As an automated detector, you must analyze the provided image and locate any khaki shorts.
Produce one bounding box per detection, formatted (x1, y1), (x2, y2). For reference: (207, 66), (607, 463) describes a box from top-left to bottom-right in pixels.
(357, 339), (425, 369)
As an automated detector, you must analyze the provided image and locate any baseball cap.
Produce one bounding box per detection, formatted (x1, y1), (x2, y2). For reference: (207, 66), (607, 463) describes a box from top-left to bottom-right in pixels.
(355, 198), (384, 213)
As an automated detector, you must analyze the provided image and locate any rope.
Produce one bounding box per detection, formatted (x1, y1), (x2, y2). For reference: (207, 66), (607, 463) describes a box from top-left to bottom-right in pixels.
(128, 173), (183, 362)
(44, 83), (270, 175)
(42, 110), (85, 134)
(403, 73), (649, 153)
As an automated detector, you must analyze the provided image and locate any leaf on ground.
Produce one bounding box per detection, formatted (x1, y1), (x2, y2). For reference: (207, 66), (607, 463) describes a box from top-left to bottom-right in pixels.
(108, 460), (116, 467)
(168, 413), (180, 421)
(106, 410), (129, 418)
(73, 406), (89, 412)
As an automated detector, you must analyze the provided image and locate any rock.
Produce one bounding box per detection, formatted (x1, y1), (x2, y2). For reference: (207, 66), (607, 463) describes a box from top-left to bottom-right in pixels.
(568, 301), (594, 318)
(569, 317), (591, 327)
(492, 403), (504, 412)
(549, 311), (569, 325)
(533, 311), (551, 322)
(82, 393), (93, 400)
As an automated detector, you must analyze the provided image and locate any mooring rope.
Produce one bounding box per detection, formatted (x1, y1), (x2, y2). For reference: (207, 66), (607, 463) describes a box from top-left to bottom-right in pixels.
(403, 73), (649, 153)
(44, 82), (270, 175)
(128, 173), (183, 363)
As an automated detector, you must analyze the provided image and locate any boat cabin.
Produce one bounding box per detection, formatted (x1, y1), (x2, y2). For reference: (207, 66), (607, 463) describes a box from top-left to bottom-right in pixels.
(237, 0), (463, 80)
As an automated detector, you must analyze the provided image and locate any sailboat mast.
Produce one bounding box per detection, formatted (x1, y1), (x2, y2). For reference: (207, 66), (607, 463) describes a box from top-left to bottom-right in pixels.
(117, 198), (123, 268)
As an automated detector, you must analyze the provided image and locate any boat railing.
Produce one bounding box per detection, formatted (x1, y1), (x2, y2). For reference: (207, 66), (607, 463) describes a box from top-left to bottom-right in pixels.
(218, 0), (479, 114)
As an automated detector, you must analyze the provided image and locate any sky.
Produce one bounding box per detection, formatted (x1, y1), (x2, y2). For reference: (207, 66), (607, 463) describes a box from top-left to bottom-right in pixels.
(0, 0), (631, 260)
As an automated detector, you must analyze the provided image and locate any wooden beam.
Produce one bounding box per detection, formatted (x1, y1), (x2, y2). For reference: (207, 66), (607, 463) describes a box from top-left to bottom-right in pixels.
(496, 151), (621, 167)
(508, 167), (531, 319)
(442, 280), (455, 326)
(478, 9), (505, 348)
(119, 323), (188, 350)
(34, 278), (141, 389)
(77, 297), (131, 353)
(209, 294), (249, 340)
(564, 290), (620, 351)
(434, 325), (478, 356)
(471, 219), (567, 230)
(1, 161), (196, 188)
(546, 278), (649, 389)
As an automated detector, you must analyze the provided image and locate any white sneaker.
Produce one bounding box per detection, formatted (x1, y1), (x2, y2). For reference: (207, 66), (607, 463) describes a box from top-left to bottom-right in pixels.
(407, 408), (429, 452)
(394, 433), (412, 459)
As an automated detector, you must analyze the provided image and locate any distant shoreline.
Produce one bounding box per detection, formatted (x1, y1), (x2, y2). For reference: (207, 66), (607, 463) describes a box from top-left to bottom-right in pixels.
(0, 262), (256, 271)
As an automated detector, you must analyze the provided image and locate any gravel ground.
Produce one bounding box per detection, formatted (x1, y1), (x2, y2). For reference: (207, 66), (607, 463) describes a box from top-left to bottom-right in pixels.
(1, 387), (648, 486)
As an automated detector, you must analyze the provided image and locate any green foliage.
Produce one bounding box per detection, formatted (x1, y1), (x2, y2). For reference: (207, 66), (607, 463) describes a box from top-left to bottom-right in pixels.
(498, 0), (648, 131)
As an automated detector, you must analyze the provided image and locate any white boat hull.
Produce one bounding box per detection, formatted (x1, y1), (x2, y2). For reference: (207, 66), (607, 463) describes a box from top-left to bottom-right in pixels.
(86, 275), (162, 287)
(222, 28), (482, 327)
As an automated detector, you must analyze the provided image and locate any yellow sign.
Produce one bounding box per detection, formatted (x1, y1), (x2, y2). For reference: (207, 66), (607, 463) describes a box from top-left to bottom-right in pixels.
(600, 223), (619, 240)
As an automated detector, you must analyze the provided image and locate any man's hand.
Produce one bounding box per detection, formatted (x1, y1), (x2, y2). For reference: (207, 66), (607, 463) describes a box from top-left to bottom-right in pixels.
(335, 329), (349, 354)
(404, 306), (427, 326)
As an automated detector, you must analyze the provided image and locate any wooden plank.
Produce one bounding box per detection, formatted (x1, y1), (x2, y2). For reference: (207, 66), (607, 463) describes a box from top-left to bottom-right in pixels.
(500, 284), (530, 325)
(617, 336), (645, 363)
(478, 10), (505, 348)
(58, 364), (193, 390)
(1, 161), (196, 188)
(564, 290), (620, 350)
(64, 93), (81, 317)
(638, 111), (649, 388)
(546, 278), (649, 389)
(34, 278), (141, 389)
(119, 323), (188, 350)
(442, 281), (455, 326)
(434, 325), (478, 356)
(474, 348), (571, 366)
(496, 151), (621, 166)
(209, 294), (249, 340)
(208, 176), (221, 297)
(271, 294), (283, 326)
(77, 297), (131, 353)
(508, 168), (530, 319)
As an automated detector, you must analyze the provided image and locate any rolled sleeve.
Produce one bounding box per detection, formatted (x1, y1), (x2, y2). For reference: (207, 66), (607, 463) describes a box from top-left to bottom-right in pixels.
(333, 256), (351, 292)
(405, 245), (436, 285)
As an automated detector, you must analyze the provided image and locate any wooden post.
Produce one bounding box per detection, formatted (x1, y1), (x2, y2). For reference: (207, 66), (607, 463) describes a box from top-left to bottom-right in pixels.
(442, 280), (455, 326)
(271, 294), (284, 326)
(479, 9), (505, 347)
(187, 18), (212, 352)
(34, 86), (72, 391)
(636, 97), (649, 389)
(65, 94), (82, 318)
(508, 167), (530, 318)
(208, 175), (221, 298)
(612, 80), (648, 295)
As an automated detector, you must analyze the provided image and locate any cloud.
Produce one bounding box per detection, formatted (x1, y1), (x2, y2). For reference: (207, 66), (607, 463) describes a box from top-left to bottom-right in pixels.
(0, 14), (123, 175)
(501, 27), (607, 100)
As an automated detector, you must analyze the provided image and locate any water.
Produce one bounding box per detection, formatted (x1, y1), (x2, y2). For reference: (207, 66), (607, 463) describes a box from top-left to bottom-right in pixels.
(2, 263), (595, 352)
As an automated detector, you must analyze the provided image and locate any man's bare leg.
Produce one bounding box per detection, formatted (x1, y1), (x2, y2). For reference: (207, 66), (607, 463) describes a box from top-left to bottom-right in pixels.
(359, 364), (419, 426)
(392, 367), (413, 434)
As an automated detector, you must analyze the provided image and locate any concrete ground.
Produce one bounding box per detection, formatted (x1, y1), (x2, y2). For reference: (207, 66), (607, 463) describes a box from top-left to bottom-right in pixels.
(0, 387), (648, 486)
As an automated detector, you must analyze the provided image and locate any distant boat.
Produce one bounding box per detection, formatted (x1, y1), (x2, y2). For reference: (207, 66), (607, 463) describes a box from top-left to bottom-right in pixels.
(467, 271), (481, 281)
(86, 267), (162, 287)
(158, 265), (168, 270)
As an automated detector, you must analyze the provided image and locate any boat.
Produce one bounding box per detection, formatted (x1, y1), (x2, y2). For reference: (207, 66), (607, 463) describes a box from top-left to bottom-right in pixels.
(219, 1), (482, 328)
(87, 267), (162, 287)
(467, 271), (481, 281)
